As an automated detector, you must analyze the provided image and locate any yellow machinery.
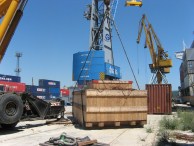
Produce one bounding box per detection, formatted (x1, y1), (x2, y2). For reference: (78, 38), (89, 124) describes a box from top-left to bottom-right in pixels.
(104, 0), (142, 7)
(0, 0), (141, 63)
(137, 14), (172, 84)
(125, 0), (142, 7)
(0, 0), (27, 62)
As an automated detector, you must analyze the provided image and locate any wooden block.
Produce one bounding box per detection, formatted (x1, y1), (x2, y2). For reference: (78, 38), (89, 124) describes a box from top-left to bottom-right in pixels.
(78, 140), (97, 146)
(85, 123), (93, 128)
(115, 122), (120, 127)
(130, 121), (136, 126)
(98, 122), (104, 127)
(140, 121), (147, 126)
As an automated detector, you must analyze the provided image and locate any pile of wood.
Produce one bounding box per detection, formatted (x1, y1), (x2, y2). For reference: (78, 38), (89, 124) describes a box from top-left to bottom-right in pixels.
(73, 80), (147, 128)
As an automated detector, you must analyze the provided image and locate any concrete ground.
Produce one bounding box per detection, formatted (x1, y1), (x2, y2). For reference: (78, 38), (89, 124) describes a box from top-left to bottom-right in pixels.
(0, 105), (193, 146)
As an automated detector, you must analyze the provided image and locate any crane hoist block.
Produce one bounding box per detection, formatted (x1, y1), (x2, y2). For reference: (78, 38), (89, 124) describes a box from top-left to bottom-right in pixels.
(159, 59), (172, 68)
(149, 65), (170, 74)
(125, 0), (142, 7)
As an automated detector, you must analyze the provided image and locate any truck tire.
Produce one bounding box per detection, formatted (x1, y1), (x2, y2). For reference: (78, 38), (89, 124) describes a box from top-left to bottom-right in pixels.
(0, 93), (23, 125)
(1, 121), (18, 129)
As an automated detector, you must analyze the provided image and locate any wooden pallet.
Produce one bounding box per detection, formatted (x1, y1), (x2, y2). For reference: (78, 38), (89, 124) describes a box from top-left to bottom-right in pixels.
(83, 120), (147, 128)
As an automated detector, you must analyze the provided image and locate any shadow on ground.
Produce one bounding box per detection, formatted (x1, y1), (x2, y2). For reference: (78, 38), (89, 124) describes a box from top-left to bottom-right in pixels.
(0, 123), (46, 135)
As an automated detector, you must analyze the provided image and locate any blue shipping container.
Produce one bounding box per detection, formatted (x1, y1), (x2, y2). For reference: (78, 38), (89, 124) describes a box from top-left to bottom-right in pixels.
(39, 79), (60, 88)
(25, 85), (48, 94)
(105, 63), (121, 79)
(31, 93), (48, 100)
(49, 87), (60, 94)
(0, 74), (21, 82)
(73, 50), (105, 81)
(46, 93), (60, 100)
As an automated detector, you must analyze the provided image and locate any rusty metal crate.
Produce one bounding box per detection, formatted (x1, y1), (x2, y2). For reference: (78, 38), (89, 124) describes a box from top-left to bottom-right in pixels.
(146, 84), (172, 115)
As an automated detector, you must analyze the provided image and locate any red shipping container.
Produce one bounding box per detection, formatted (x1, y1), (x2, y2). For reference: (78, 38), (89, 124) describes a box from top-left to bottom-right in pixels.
(60, 89), (69, 96)
(0, 81), (26, 93)
(146, 84), (172, 115)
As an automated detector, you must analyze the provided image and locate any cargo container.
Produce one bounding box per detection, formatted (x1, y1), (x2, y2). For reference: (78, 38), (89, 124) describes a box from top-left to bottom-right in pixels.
(179, 43), (194, 104)
(39, 79), (60, 88)
(105, 63), (121, 79)
(180, 63), (184, 83)
(47, 93), (60, 99)
(187, 61), (194, 74)
(73, 50), (105, 82)
(0, 74), (21, 82)
(73, 50), (121, 84)
(31, 93), (48, 100)
(60, 89), (69, 96)
(25, 85), (48, 94)
(146, 84), (172, 115)
(184, 74), (194, 89)
(0, 81), (25, 93)
(49, 87), (60, 94)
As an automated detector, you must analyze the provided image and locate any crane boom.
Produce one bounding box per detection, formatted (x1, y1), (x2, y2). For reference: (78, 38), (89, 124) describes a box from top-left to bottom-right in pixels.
(137, 14), (172, 84)
(0, 0), (27, 62)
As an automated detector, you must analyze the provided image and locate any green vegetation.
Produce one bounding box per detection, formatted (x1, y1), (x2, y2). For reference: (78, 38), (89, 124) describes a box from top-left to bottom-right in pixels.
(159, 111), (194, 132)
(156, 111), (194, 146)
(146, 126), (153, 133)
(177, 111), (194, 132)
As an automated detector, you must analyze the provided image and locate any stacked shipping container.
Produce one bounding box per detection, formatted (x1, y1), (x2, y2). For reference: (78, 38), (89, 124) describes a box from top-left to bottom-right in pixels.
(73, 50), (121, 85)
(0, 74), (61, 100)
(26, 79), (61, 100)
(39, 79), (60, 99)
(0, 74), (21, 82)
(25, 85), (48, 99)
(60, 89), (69, 97)
(180, 46), (194, 96)
(0, 81), (25, 93)
(0, 74), (25, 93)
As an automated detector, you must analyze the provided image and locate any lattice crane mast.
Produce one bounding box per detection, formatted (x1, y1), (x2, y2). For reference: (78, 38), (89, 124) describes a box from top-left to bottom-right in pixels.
(137, 14), (172, 84)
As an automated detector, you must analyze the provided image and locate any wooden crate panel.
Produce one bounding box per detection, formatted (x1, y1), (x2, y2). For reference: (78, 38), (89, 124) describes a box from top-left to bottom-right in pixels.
(73, 89), (147, 128)
(87, 80), (133, 90)
(85, 112), (147, 122)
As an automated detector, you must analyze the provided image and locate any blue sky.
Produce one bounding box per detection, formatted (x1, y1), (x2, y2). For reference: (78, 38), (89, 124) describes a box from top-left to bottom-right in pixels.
(0, 0), (193, 90)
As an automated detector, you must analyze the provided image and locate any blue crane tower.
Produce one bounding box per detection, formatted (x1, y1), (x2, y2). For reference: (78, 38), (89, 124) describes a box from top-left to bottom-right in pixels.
(73, 0), (121, 85)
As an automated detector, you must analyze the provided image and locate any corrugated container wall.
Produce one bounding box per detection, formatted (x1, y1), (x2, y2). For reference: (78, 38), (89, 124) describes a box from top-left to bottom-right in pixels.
(146, 84), (172, 114)
(180, 63), (184, 83)
(25, 85), (48, 94)
(0, 81), (25, 93)
(39, 79), (60, 88)
(49, 87), (60, 94)
(184, 74), (194, 89)
(0, 74), (21, 82)
(60, 89), (69, 96)
(31, 93), (48, 100)
(48, 93), (60, 99)
(72, 50), (105, 82)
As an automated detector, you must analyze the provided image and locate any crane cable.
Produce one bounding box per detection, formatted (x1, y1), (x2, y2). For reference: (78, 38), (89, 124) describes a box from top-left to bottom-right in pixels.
(112, 20), (140, 90)
(137, 44), (139, 75)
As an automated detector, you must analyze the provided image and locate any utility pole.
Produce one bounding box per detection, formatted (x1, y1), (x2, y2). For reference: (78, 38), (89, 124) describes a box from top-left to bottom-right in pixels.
(15, 52), (22, 77)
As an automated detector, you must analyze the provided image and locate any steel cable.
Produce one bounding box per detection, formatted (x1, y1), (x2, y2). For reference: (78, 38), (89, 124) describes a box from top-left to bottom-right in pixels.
(112, 20), (140, 90)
